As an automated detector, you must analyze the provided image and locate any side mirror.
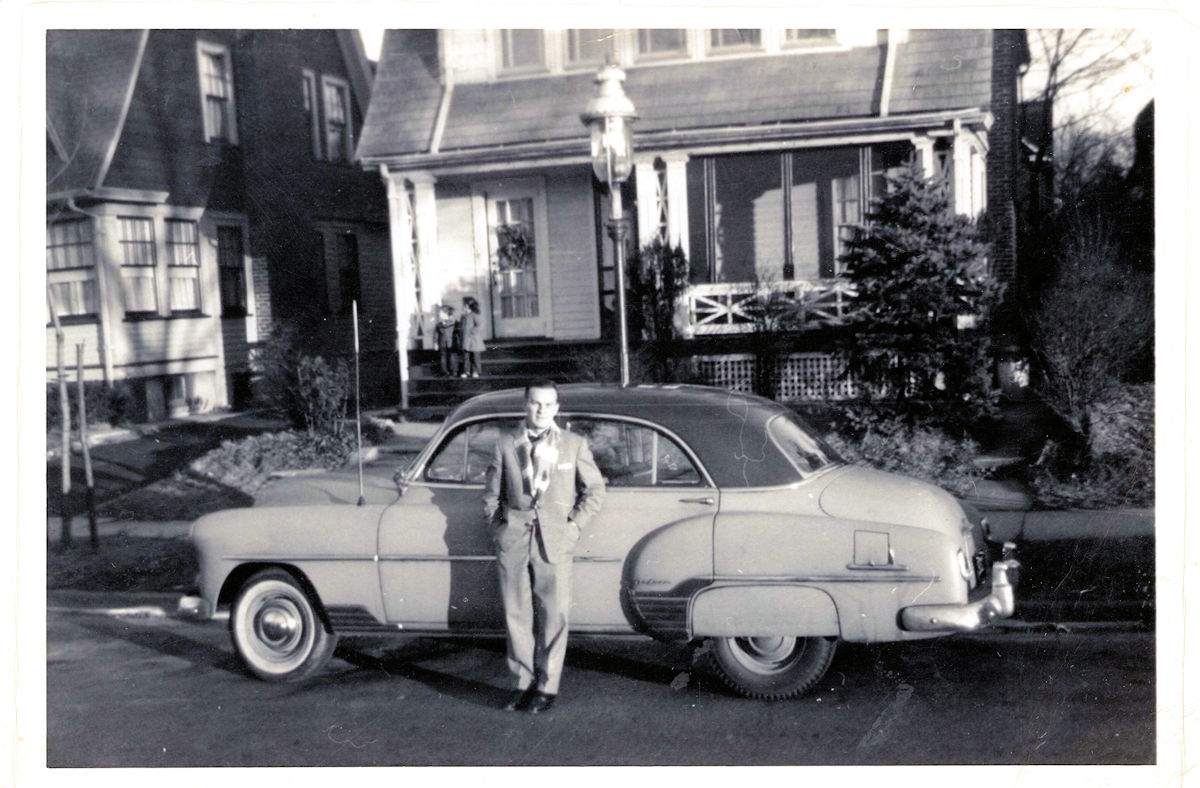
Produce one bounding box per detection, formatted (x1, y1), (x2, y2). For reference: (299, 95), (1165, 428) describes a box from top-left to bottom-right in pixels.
(393, 458), (416, 497)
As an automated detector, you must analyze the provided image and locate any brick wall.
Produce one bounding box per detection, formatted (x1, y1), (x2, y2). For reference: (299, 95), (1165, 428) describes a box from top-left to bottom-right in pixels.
(986, 29), (1024, 286)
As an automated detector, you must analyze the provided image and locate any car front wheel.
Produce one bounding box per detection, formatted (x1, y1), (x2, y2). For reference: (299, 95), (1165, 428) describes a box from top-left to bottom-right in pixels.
(230, 568), (338, 682)
(705, 635), (836, 700)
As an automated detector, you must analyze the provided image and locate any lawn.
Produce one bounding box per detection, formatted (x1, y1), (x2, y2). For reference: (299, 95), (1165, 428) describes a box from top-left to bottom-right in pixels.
(48, 534), (198, 593)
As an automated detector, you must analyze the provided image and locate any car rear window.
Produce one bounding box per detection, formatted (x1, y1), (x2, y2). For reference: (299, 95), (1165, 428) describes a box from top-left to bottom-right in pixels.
(767, 413), (843, 477)
(563, 416), (705, 487)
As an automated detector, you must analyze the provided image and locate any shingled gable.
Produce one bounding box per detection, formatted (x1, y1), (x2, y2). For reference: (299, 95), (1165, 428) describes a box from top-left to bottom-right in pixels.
(46, 29), (148, 194)
(49, 29), (377, 196)
(358, 29), (1009, 165)
(356, 29), (444, 160)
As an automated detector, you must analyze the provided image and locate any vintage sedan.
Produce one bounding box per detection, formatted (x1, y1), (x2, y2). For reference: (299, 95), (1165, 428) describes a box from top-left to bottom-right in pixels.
(181, 384), (1018, 699)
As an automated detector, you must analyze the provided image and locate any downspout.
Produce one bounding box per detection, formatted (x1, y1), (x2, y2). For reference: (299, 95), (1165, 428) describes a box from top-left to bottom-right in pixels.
(65, 197), (113, 385)
(879, 29), (897, 118)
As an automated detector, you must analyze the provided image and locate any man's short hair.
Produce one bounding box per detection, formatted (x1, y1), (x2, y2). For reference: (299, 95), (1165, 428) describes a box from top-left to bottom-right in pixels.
(524, 379), (559, 401)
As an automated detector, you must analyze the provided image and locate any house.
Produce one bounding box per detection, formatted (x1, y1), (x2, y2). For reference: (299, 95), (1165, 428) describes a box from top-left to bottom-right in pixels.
(357, 29), (1029, 405)
(46, 29), (392, 421)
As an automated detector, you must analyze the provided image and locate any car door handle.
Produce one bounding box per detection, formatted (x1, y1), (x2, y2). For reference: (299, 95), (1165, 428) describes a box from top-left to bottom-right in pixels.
(679, 496), (715, 505)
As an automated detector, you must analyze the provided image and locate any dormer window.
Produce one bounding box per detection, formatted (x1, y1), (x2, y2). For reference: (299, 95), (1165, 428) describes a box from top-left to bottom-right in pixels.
(566, 29), (614, 68)
(709, 29), (762, 53)
(196, 40), (238, 144)
(636, 29), (688, 60)
(499, 29), (545, 72)
(783, 29), (838, 48)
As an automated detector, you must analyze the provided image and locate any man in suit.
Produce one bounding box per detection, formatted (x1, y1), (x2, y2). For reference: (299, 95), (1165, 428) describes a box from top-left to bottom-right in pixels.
(484, 380), (605, 714)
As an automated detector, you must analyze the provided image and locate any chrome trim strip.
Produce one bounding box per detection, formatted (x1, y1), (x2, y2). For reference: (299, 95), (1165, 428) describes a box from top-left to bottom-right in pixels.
(712, 573), (940, 584)
(408, 410), (718, 490)
(377, 554), (621, 563)
(846, 563), (910, 571)
(379, 554), (495, 562)
(225, 555), (376, 562)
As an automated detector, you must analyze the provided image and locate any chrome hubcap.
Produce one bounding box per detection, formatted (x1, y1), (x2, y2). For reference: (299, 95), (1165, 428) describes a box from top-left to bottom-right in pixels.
(253, 596), (304, 654)
(732, 636), (801, 674)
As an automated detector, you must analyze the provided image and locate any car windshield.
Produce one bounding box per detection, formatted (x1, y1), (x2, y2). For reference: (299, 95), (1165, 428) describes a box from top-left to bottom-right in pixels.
(768, 413), (844, 477)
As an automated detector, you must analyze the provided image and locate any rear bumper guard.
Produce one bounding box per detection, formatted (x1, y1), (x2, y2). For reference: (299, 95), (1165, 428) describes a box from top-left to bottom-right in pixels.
(900, 560), (1020, 632)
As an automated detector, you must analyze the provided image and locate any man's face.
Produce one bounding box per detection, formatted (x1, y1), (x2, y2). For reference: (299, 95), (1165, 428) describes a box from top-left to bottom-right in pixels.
(524, 387), (559, 431)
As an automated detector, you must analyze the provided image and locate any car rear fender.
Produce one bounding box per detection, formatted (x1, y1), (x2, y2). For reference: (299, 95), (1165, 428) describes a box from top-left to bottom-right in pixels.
(620, 515), (717, 641)
(691, 585), (840, 637)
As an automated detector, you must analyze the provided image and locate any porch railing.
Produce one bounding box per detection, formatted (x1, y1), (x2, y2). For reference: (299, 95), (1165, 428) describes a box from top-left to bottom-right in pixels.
(683, 279), (858, 336)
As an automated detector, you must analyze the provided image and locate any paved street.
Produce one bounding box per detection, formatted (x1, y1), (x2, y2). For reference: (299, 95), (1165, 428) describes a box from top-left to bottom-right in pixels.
(47, 608), (1154, 767)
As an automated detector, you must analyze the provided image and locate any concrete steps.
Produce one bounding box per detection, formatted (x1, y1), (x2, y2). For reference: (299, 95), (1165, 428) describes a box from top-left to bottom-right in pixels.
(404, 340), (610, 413)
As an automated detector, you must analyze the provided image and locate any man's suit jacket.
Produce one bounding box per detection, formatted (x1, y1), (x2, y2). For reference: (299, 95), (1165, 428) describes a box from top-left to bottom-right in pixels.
(483, 426), (606, 564)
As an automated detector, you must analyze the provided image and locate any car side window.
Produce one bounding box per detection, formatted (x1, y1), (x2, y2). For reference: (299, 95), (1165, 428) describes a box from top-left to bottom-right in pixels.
(424, 419), (520, 484)
(565, 417), (703, 488)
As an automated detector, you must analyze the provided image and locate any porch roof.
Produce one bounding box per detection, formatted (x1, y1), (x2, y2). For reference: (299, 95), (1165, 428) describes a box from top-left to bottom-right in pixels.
(358, 29), (1000, 167)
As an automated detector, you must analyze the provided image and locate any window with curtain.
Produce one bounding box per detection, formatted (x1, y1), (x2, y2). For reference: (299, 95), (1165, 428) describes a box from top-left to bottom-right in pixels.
(217, 225), (247, 317)
(637, 29), (687, 59)
(499, 30), (545, 71)
(783, 30), (837, 47)
(709, 29), (762, 51)
(566, 29), (613, 67)
(166, 219), (201, 312)
(119, 217), (158, 314)
(46, 219), (98, 317)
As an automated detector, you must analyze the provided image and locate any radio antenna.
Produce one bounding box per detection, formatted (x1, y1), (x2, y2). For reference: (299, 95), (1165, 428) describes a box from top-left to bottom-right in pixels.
(353, 299), (365, 506)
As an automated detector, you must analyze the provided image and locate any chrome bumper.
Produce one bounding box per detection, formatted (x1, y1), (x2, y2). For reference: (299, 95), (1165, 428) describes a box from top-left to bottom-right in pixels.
(176, 595), (212, 621)
(900, 560), (1020, 632)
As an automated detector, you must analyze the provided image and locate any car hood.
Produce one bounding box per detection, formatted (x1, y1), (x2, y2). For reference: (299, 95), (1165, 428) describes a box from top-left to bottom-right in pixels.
(253, 464), (400, 508)
(818, 465), (965, 537)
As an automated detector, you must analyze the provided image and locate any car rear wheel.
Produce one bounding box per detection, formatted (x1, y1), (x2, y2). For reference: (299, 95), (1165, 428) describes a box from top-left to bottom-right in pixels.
(705, 635), (836, 700)
(230, 568), (338, 682)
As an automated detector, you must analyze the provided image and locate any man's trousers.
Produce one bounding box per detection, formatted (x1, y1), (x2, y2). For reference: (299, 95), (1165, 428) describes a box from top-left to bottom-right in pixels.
(495, 521), (572, 695)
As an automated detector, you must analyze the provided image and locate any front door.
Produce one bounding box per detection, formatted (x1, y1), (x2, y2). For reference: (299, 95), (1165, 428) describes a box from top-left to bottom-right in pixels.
(483, 180), (551, 338)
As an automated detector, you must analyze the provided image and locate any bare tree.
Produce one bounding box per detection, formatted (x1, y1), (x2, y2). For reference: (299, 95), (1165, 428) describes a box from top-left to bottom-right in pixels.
(1026, 29), (1151, 167)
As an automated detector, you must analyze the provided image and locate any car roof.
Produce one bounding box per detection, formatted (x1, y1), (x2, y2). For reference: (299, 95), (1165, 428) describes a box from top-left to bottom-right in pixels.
(447, 383), (804, 488)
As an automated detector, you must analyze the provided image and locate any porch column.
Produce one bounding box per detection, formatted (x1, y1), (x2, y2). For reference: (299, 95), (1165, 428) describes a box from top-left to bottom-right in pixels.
(410, 172), (439, 350)
(381, 165), (415, 409)
(912, 135), (936, 180)
(633, 158), (663, 247)
(662, 152), (690, 257)
(952, 129), (973, 216)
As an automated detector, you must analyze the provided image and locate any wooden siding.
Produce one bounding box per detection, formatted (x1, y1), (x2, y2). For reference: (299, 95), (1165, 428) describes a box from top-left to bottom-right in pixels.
(45, 323), (104, 377)
(544, 170), (599, 340)
(117, 316), (220, 367)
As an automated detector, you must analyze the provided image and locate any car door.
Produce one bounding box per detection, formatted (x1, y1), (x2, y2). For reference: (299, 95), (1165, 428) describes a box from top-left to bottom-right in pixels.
(561, 415), (717, 633)
(377, 417), (519, 631)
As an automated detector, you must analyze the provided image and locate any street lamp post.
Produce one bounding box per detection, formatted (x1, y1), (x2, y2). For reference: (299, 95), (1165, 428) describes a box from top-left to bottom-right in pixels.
(581, 64), (638, 387)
